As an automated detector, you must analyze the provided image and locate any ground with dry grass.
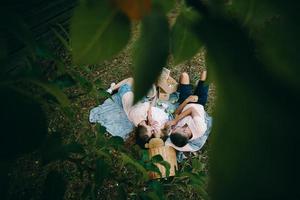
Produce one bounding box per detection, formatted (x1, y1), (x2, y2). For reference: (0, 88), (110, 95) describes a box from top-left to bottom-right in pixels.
(7, 7), (216, 200)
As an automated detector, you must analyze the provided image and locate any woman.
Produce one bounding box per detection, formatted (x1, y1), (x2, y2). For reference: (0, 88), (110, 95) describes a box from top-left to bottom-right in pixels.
(108, 78), (169, 147)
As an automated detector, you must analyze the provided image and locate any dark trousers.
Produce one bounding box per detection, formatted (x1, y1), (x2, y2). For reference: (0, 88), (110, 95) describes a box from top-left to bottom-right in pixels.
(177, 81), (209, 106)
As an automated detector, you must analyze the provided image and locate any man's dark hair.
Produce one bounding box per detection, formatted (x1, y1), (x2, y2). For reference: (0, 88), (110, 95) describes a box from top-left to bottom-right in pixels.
(161, 127), (170, 142)
(170, 132), (189, 147)
(135, 125), (150, 148)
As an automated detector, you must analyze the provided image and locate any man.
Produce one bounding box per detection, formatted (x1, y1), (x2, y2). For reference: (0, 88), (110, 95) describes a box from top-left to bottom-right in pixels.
(165, 70), (209, 151)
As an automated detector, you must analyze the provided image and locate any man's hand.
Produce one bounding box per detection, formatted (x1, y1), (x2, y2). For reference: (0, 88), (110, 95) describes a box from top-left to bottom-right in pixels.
(187, 95), (198, 103)
(166, 120), (177, 127)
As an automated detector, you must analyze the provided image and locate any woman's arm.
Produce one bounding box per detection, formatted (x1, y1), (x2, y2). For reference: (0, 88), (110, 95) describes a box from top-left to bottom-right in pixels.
(112, 77), (133, 92)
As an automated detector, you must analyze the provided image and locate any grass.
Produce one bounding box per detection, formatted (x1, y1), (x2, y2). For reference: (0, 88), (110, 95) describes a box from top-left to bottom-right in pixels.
(6, 5), (216, 200)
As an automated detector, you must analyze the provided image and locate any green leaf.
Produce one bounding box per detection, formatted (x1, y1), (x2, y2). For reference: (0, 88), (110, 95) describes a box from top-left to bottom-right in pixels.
(26, 78), (70, 107)
(52, 27), (71, 52)
(145, 163), (162, 178)
(108, 136), (124, 148)
(192, 159), (204, 172)
(0, 88), (47, 161)
(141, 150), (150, 162)
(42, 171), (66, 200)
(141, 192), (160, 200)
(150, 155), (170, 177)
(95, 159), (110, 186)
(171, 9), (202, 64)
(152, 0), (176, 13)
(158, 160), (171, 177)
(148, 181), (164, 199)
(150, 154), (164, 163)
(133, 9), (170, 102)
(41, 133), (84, 164)
(81, 184), (92, 200)
(225, 0), (278, 27)
(63, 143), (85, 154)
(71, 0), (131, 64)
(52, 74), (76, 89)
(97, 125), (107, 134)
(57, 23), (70, 41)
(98, 88), (112, 99)
(71, 72), (93, 92)
(120, 152), (149, 180)
(117, 183), (127, 200)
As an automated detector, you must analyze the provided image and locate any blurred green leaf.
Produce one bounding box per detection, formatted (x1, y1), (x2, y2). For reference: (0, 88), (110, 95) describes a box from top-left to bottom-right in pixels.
(97, 125), (107, 134)
(171, 9), (202, 64)
(108, 136), (124, 149)
(41, 132), (84, 164)
(224, 0), (277, 27)
(69, 70), (93, 92)
(0, 88), (47, 161)
(3, 10), (37, 57)
(148, 181), (164, 199)
(52, 74), (76, 89)
(133, 8), (169, 102)
(71, 0), (131, 64)
(81, 184), (92, 200)
(57, 23), (70, 41)
(120, 152), (149, 180)
(152, 0), (176, 13)
(158, 161), (170, 177)
(27, 78), (70, 107)
(63, 142), (85, 154)
(42, 171), (66, 200)
(145, 162), (162, 178)
(22, 57), (43, 78)
(141, 191), (160, 200)
(52, 27), (71, 52)
(149, 155), (170, 177)
(95, 159), (110, 186)
(191, 158), (204, 172)
(98, 88), (112, 99)
(35, 45), (66, 75)
(150, 154), (164, 163)
(141, 149), (150, 162)
(117, 183), (127, 200)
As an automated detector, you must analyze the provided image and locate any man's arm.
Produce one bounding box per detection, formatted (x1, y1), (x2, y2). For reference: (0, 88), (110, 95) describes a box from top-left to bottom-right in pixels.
(174, 95), (198, 115)
(166, 108), (193, 127)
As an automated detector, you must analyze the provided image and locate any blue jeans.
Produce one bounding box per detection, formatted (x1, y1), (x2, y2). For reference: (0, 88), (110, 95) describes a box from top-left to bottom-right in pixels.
(118, 83), (132, 99)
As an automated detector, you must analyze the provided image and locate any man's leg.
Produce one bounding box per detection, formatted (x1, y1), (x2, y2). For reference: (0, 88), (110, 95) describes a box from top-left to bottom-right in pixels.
(178, 72), (193, 104)
(194, 70), (209, 106)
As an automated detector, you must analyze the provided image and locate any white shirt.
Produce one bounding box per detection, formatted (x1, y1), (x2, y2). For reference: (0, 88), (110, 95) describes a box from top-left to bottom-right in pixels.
(175, 103), (207, 140)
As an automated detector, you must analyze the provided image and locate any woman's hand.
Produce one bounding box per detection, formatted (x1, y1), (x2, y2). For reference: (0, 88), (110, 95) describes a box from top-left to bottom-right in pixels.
(187, 95), (198, 103)
(148, 119), (158, 127)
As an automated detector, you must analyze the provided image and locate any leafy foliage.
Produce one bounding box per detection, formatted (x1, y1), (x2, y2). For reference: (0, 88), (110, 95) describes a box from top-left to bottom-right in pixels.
(171, 8), (202, 64)
(42, 171), (66, 200)
(0, 88), (47, 161)
(71, 0), (131, 64)
(2, 0), (300, 199)
(133, 8), (170, 102)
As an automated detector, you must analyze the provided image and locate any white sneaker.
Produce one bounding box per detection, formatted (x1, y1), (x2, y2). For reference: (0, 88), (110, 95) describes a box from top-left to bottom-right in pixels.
(106, 82), (115, 94)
